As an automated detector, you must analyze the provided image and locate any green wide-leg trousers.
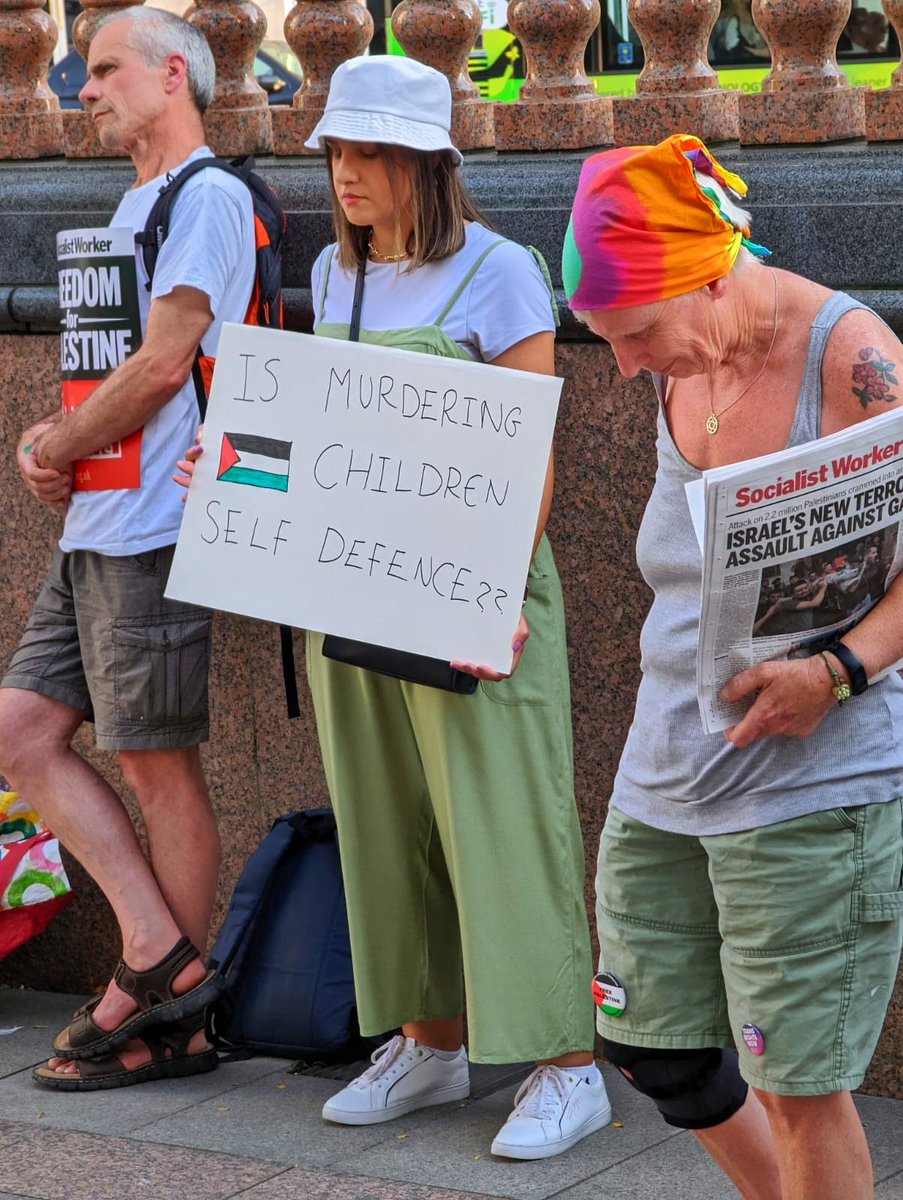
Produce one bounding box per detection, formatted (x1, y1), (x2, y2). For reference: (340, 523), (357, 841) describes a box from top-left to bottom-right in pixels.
(305, 536), (594, 1063)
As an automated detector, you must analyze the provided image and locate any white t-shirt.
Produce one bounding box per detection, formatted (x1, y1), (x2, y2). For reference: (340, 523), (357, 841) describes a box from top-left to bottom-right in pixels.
(311, 221), (556, 362)
(60, 146), (255, 555)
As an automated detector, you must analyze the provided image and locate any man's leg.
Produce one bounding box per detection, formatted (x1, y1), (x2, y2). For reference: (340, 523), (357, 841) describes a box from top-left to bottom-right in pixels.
(49, 745), (221, 1076)
(118, 745), (220, 955)
(0, 688), (207, 1032)
(754, 1090), (872, 1200)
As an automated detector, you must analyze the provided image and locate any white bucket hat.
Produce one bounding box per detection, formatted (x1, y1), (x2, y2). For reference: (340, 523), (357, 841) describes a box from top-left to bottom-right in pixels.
(305, 55), (464, 166)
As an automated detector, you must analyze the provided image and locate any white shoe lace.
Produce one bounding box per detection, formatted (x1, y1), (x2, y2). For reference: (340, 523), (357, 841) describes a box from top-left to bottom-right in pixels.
(352, 1035), (415, 1088)
(510, 1065), (573, 1121)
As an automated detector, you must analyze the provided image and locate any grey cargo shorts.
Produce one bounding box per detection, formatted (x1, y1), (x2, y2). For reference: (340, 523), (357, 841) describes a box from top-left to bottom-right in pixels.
(1, 544), (213, 750)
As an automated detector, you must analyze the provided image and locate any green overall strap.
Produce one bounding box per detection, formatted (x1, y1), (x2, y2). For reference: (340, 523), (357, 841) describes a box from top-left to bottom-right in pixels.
(434, 238), (507, 328)
(525, 245), (560, 328)
(317, 245), (338, 326)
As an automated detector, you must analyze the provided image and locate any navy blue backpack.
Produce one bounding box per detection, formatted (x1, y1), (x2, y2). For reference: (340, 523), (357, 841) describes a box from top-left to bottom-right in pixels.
(207, 809), (365, 1060)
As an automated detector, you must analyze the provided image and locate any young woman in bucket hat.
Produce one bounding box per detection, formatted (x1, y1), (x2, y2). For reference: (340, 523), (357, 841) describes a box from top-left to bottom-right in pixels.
(302, 54), (609, 1159)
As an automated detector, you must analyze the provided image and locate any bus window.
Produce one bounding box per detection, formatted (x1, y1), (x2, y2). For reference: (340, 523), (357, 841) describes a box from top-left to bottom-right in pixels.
(387, 0), (899, 101)
(599, 2), (644, 72)
(837, 2), (900, 58)
(709, 1), (770, 66)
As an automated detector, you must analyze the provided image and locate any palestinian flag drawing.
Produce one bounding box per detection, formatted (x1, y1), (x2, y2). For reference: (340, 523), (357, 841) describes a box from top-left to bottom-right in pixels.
(217, 432), (292, 493)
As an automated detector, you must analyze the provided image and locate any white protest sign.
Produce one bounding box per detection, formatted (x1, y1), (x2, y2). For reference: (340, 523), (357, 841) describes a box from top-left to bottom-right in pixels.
(166, 323), (562, 672)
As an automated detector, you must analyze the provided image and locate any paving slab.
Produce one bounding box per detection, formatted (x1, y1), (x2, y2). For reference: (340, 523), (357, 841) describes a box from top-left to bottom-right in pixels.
(134, 1065), (399, 1166)
(236, 1166), (494, 1199)
(857, 1095), (903, 1184)
(134, 1059), (540, 1169)
(552, 1129), (734, 1199)
(3, 993), (903, 1200)
(0, 990), (88, 1077)
(330, 1068), (680, 1200)
(0, 1055), (287, 1138)
(0, 1121), (283, 1200)
(877, 1171), (903, 1199)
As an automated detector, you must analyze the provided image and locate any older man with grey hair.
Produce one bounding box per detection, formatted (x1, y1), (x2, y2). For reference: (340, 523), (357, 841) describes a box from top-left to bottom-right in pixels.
(0, 7), (256, 1090)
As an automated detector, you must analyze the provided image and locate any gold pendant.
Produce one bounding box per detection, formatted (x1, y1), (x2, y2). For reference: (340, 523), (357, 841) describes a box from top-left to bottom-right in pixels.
(706, 413), (719, 435)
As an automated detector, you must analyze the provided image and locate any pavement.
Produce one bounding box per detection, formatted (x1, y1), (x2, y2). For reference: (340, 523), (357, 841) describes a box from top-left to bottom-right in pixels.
(1, 989), (902, 1200)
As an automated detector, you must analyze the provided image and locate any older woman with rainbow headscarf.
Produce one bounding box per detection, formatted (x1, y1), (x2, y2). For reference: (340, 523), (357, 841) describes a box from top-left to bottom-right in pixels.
(565, 135), (903, 1200)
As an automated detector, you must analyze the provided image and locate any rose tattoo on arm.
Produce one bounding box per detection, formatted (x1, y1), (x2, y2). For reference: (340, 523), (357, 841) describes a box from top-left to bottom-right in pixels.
(852, 347), (899, 408)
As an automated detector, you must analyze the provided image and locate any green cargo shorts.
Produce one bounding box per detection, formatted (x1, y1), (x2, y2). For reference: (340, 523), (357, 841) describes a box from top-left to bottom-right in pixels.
(595, 801), (903, 1096)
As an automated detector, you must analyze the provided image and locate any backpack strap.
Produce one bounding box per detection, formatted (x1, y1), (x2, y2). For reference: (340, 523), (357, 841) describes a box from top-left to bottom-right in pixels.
(279, 625), (300, 720)
(135, 154), (260, 422)
(206, 814), (300, 975)
(435, 238), (507, 328)
(136, 154), (240, 286)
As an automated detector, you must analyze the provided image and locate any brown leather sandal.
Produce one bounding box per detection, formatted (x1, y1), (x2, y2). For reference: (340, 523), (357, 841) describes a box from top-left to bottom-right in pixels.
(35, 1011), (218, 1091)
(52, 936), (223, 1059)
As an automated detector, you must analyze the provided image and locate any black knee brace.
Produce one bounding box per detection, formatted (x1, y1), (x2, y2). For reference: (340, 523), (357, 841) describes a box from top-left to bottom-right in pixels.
(601, 1039), (748, 1130)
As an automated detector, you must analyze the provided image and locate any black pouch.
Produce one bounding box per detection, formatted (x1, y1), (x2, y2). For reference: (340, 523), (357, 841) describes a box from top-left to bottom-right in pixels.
(321, 635), (479, 694)
(321, 257), (478, 697)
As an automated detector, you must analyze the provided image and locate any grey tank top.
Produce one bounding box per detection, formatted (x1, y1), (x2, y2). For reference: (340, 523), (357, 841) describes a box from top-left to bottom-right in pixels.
(612, 291), (903, 835)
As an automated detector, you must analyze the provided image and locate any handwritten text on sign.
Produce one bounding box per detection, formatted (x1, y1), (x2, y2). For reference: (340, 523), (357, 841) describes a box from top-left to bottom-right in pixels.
(166, 324), (562, 672)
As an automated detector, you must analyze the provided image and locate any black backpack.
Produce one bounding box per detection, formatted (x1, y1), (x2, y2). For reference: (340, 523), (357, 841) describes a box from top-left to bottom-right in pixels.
(207, 809), (376, 1061)
(136, 153), (286, 422)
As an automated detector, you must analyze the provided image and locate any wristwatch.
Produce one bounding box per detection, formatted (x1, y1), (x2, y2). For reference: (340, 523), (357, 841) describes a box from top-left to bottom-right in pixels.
(823, 641), (869, 696)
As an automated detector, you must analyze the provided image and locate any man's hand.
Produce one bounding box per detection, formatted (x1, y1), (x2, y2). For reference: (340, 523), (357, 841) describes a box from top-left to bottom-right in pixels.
(722, 656), (837, 748)
(17, 422), (72, 516)
(36, 287), (213, 471)
(450, 611), (530, 683)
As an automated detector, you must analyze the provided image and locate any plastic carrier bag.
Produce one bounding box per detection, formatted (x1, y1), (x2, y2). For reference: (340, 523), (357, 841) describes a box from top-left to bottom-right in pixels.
(0, 785), (73, 960)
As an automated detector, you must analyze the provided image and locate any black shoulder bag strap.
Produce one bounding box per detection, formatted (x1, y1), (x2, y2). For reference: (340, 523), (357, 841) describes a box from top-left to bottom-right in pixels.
(349, 253), (367, 343)
(319, 256), (478, 695)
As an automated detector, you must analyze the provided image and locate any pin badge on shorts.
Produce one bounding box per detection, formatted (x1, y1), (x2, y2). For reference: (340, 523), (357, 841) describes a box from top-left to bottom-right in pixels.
(741, 1023), (766, 1056)
(593, 972), (627, 1017)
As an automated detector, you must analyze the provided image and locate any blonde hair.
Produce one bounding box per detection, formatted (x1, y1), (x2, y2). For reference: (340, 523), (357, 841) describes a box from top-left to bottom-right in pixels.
(326, 143), (491, 272)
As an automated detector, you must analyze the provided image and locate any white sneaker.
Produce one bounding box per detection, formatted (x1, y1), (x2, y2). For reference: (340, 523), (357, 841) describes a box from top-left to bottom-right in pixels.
(322, 1035), (471, 1125)
(490, 1064), (612, 1160)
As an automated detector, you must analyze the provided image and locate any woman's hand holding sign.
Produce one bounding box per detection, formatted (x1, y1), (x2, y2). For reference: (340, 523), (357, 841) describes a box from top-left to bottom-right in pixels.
(173, 428), (204, 500)
(451, 609), (530, 681)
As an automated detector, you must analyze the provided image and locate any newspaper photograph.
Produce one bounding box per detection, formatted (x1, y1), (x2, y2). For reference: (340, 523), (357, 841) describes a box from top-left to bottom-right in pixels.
(694, 407), (903, 733)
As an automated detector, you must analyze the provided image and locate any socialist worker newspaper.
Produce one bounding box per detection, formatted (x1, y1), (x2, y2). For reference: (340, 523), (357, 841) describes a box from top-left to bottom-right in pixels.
(696, 407), (903, 734)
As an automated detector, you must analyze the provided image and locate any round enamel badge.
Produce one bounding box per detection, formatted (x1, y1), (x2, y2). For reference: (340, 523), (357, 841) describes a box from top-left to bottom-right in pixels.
(741, 1023), (766, 1056)
(592, 972), (627, 1018)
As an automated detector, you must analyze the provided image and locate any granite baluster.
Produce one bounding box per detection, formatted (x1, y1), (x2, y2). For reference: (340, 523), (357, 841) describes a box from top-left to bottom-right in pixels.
(272, 0), (372, 156)
(186, 0), (272, 155)
(611, 0), (738, 144)
(391, 0), (494, 151)
(493, 0), (613, 151)
(865, 1), (903, 140)
(739, 0), (865, 144)
(0, 0), (63, 159)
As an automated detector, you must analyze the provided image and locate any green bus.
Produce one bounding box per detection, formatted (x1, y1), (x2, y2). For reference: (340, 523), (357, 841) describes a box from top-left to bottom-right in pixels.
(379, 1), (899, 102)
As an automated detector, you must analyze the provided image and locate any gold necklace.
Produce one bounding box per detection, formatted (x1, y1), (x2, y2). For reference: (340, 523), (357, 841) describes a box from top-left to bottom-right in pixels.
(706, 269), (780, 435)
(368, 234), (409, 263)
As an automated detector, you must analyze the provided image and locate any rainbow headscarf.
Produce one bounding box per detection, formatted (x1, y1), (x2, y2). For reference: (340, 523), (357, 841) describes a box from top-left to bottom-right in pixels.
(562, 134), (770, 312)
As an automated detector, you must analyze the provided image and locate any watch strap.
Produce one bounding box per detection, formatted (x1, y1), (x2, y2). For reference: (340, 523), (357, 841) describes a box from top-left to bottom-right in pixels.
(825, 641), (868, 695)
